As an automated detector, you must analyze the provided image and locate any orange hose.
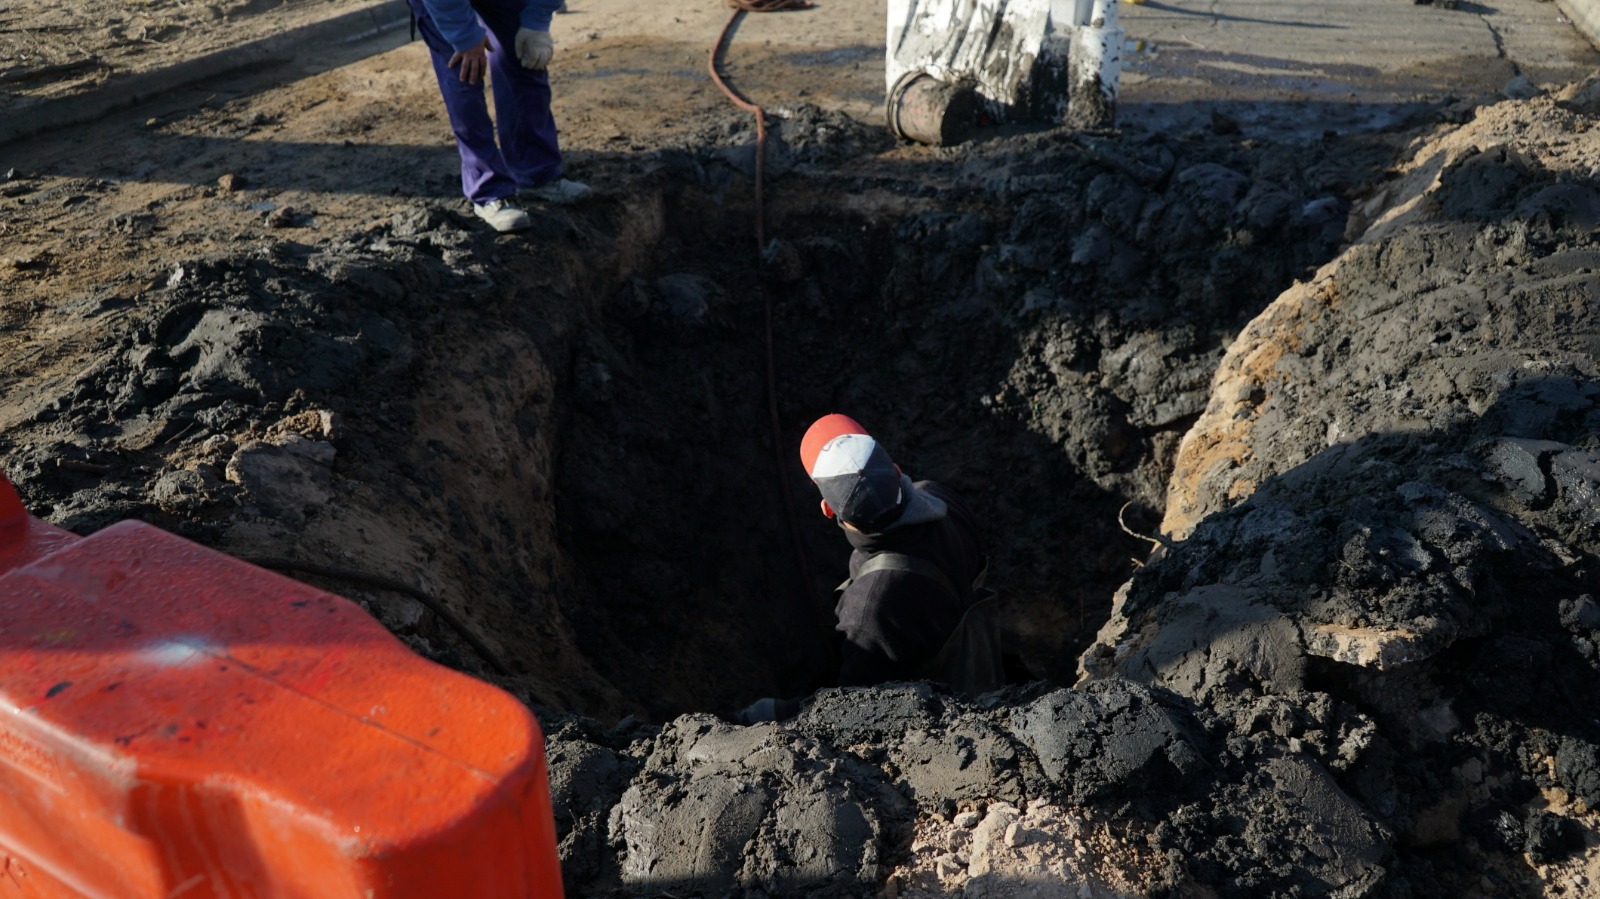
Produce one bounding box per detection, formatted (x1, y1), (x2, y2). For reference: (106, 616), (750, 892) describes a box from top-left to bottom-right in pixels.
(708, 0), (813, 248)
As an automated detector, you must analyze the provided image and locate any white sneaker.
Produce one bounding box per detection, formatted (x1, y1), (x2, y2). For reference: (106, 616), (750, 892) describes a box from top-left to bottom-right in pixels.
(519, 178), (592, 205)
(473, 198), (533, 232)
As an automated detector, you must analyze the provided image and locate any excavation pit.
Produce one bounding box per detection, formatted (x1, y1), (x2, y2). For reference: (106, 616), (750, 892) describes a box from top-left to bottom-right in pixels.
(2, 114), (1371, 727)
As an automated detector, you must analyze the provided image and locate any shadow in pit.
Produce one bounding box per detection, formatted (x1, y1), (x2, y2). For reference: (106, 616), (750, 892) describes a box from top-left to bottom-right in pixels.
(550, 248), (1154, 719)
(547, 178), (1193, 721)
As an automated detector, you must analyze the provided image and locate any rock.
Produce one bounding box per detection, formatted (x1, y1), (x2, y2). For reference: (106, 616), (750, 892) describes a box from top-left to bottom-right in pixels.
(367, 594), (425, 632)
(606, 715), (886, 896)
(1097, 585), (1307, 701)
(653, 273), (721, 326)
(1304, 622), (1432, 670)
(1172, 162), (1249, 228)
(1258, 757), (1386, 889)
(1524, 810), (1582, 864)
(890, 718), (1026, 807)
(1556, 739), (1600, 810)
(317, 409), (341, 440)
(1516, 183), (1600, 229)
(150, 466), (221, 512)
(1556, 73), (1600, 114)
(543, 728), (631, 886)
(969, 803), (1020, 866)
(166, 307), (269, 399)
(390, 204), (448, 237)
(1484, 437), (1564, 502)
(1560, 595), (1600, 633)
(1552, 449), (1600, 524)
(224, 435), (335, 526)
(1503, 75), (1540, 100)
(1010, 681), (1204, 802)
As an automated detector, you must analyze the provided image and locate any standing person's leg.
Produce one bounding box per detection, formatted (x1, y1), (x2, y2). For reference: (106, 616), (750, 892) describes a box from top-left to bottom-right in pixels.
(408, 0), (520, 205)
(473, 0), (565, 189)
(493, 58), (565, 188)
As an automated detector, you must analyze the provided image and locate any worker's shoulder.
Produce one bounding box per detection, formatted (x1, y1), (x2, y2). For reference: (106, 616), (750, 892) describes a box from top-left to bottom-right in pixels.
(844, 558), (949, 609)
(913, 479), (980, 525)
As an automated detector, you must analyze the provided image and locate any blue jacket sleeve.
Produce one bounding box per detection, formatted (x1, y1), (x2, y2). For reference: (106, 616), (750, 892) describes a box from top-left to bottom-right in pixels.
(416, 0), (485, 52)
(520, 0), (560, 32)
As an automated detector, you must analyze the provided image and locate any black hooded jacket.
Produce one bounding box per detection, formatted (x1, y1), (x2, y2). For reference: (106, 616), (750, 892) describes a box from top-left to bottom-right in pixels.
(834, 480), (987, 686)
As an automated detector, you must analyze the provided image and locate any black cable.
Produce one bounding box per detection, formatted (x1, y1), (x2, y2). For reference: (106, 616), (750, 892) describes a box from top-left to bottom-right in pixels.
(242, 556), (512, 676)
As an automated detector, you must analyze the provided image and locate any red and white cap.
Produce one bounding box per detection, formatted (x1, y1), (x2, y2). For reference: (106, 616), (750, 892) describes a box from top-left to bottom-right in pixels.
(800, 414), (946, 531)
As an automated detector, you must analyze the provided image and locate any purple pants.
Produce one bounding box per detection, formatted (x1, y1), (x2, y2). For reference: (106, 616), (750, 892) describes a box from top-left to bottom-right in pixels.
(409, 0), (564, 204)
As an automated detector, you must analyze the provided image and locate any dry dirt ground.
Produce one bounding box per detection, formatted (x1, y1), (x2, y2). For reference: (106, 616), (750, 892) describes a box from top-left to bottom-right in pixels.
(0, 0), (391, 104)
(5, 0), (1600, 896)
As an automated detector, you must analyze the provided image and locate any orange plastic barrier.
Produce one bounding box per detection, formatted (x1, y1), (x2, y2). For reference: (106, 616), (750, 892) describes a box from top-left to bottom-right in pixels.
(0, 475), (563, 898)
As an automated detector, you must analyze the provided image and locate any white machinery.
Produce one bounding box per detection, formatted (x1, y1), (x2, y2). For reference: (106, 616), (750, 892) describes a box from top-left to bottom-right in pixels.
(886, 0), (1123, 143)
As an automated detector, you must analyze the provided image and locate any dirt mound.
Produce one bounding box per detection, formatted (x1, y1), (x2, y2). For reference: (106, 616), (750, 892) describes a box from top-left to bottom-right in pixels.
(1080, 89), (1600, 895)
(544, 681), (1187, 896)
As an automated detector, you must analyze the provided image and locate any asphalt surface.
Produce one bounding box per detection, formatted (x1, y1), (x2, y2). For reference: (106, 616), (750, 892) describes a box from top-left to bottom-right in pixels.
(568, 0), (1600, 139)
(1115, 0), (1600, 137)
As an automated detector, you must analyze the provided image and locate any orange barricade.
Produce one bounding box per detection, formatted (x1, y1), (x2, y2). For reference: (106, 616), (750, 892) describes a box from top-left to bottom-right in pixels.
(0, 475), (564, 898)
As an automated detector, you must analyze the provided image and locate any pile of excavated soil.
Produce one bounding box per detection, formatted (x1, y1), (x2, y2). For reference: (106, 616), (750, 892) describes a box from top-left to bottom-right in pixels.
(1080, 83), (1600, 896)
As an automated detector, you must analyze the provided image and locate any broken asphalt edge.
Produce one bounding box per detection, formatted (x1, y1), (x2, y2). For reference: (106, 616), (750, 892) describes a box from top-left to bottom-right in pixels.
(0, 0), (411, 150)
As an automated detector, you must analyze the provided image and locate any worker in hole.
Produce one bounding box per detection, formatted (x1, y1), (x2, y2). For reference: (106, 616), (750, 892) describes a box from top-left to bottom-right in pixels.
(738, 414), (1004, 723)
(407, 0), (591, 234)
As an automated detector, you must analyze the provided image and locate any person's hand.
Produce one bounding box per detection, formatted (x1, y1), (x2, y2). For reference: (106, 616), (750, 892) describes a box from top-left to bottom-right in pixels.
(515, 28), (553, 70)
(449, 37), (491, 84)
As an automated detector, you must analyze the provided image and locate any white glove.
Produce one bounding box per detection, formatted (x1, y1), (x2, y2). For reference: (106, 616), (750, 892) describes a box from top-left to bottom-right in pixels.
(515, 28), (554, 70)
